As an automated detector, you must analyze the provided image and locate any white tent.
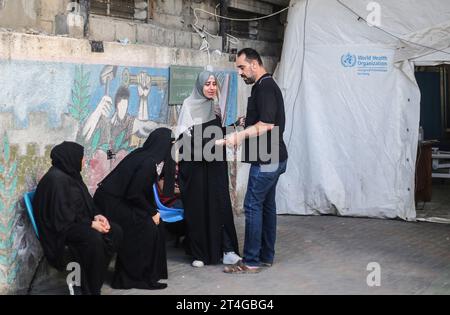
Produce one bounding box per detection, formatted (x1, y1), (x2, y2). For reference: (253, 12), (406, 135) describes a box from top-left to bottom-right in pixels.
(275, 0), (450, 220)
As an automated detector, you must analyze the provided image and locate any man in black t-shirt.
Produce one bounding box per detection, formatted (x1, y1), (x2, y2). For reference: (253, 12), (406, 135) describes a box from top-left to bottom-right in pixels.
(220, 48), (288, 273)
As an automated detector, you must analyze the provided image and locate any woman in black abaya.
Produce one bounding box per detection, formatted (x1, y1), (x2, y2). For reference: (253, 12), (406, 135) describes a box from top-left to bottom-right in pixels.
(175, 71), (241, 268)
(33, 141), (123, 295)
(93, 128), (175, 290)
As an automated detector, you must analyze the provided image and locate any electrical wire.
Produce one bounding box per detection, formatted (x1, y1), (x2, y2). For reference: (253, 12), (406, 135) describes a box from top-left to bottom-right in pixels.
(193, 5), (292, 23)
(336, 0), (450, 56)
(214, 3), (221, 36)
(199, 3), (240, 49)
(191, 1), (297, 67)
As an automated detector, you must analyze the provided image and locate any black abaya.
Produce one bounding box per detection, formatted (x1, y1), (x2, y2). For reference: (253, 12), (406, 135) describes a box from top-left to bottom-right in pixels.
(93, 128), (173, 290)
(33, 142), (122, 295)
(65, 221), (123, 295)
(178, 117), (239, 265)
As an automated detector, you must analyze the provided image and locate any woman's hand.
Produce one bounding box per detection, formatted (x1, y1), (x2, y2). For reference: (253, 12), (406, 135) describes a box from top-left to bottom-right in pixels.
(152, 212), (161, 225)
(91, 220), (110, 234)
(94, 215), (110, 230)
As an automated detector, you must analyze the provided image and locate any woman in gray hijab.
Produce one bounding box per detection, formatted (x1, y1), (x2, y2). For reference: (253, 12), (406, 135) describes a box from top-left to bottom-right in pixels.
(176, 70), (242, 268)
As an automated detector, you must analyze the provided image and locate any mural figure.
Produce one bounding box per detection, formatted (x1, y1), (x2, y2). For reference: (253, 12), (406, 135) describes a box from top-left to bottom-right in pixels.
(81, 66), (164, 151)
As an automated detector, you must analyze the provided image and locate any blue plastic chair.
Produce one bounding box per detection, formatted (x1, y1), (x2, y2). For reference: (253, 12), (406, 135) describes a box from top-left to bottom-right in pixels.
(152, 183), (184, 223)
(24, 190), (39, 238)
(23, 190), (72, 294)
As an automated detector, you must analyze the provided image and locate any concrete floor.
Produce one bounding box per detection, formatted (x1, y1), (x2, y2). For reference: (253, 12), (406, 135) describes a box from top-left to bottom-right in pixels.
(105, 215), (450, 295)
(31, 213), (450, 295)
(416, 182), (450, 221)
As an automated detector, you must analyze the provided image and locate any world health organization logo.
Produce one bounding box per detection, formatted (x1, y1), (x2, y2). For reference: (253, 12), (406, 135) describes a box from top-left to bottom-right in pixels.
(341, 53), (357, 67)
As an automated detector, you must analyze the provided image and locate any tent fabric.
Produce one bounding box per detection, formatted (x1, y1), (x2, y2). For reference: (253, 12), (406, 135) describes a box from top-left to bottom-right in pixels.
(275, 0), (450, 219)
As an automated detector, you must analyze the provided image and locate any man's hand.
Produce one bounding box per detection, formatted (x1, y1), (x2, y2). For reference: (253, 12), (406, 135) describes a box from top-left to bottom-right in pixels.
(91, 220), (110, 234)
(215, 138), (227, 146)
(221, 121), (275, 148)
(152, 212), (161, 226)
(94, 215), (110, 230)
(225, 132), (244, 148)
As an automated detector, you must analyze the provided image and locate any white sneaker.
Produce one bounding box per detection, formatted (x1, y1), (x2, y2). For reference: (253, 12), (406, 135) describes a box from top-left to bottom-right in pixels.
(223, 252), (242, 265)
(192, 260), (205, 268)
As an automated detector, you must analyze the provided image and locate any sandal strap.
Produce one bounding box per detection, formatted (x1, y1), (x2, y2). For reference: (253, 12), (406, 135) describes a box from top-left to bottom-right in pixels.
(224, 261), (261, 273)
(224, 264), (244, 273)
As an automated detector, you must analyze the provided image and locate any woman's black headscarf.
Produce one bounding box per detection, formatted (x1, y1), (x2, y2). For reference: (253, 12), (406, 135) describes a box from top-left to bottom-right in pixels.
(130, 128), (173, 163)
(98, 128), (176, 198)
(143, 128), (176, 197)
(50, 142), (95, 209)
(129, 128), (176, 197)
(50, 141), (84, 181)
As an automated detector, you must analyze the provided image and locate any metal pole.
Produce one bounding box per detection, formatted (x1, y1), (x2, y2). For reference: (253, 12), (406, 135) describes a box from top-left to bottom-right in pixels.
(219, 0), (230, 53)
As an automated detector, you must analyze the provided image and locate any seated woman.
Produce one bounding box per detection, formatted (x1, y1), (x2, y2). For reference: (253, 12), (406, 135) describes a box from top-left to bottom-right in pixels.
(157, 163), (186, 247)
(93, 128), (174, 290)
(157, 163), (183, 209)
(32, 141), (123, 295)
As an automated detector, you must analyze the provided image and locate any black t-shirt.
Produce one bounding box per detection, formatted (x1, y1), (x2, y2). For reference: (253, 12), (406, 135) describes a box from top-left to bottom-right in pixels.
(243, 73), (288, 164)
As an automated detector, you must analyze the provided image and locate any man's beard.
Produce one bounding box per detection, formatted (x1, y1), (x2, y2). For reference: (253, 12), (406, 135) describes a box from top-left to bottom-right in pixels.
(242, 75), (256, 85)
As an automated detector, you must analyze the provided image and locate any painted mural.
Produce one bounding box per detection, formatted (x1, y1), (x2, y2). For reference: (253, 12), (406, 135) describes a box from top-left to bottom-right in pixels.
(0, 59), (238, 292)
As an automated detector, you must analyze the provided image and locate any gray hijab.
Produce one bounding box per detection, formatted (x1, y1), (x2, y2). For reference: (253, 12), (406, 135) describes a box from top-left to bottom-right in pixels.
(175, 71), (217, 139)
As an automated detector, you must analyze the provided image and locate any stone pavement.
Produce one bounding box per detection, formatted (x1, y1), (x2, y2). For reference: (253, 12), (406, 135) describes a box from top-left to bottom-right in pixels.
(105, 215), (450, 295)
(31, 214), (450, 295)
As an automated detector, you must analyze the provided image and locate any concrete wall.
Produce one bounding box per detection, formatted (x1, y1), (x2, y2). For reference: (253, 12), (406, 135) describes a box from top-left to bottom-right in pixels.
(89, 14), (282, 57)
(0, 0), (284, 57)
(0, 0), (39, 30)
(151, 0), (213, 32)
(0, 30), (278, 294)
(0, 0), (71, 34)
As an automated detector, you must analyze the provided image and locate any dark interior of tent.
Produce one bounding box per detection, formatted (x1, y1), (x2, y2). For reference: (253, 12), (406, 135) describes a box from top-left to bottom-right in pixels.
(415, 65), (450, 219)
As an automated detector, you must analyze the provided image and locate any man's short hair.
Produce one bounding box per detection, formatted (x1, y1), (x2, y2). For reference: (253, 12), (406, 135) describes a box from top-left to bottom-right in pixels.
(115, 85), (130, 107)
(237, 48), (263, 66)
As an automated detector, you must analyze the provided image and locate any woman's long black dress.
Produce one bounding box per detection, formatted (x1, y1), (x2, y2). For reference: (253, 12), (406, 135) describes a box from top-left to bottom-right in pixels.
(93, 128), (172, 290)
(33, 142), (122, 295)
(179, 116), (239, 265)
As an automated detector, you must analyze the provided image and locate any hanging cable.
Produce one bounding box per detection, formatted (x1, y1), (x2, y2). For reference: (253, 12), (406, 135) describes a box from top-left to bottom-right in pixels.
(191, 1), (298, 55)
(336, 0), (450, 56)
(193, 4), (292, 23)
(214, 3), (221, 36)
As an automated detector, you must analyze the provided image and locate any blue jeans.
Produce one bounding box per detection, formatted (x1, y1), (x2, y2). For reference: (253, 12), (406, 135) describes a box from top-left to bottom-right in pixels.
(243, 160), (287, 267)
